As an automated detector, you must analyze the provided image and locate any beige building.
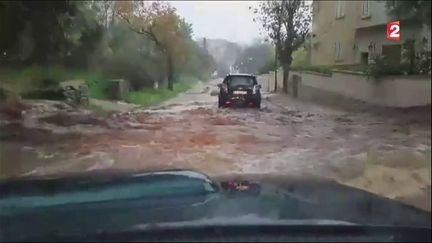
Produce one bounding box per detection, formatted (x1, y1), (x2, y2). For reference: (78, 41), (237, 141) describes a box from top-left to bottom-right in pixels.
(310, 0), (431, 66)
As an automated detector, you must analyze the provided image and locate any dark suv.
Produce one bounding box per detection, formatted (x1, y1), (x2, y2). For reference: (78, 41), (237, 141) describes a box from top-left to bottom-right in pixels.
(217, 74), (261, 108)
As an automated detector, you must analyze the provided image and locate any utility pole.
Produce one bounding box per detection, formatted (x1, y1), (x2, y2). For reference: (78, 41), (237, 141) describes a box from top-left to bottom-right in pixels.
(274, 44), (278, 92)
(203, 38), (208, 54)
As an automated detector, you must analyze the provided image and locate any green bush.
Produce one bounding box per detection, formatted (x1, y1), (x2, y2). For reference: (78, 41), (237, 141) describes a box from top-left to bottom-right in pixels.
(291, 48), (308, 67)
(332, 64), (368, 73)
(365, 55), (414, 80)
(416, 51), (431, 74)
(86, 79), (111, 99)
(291, 65), (333, 75)
(258, 58), (277, 75)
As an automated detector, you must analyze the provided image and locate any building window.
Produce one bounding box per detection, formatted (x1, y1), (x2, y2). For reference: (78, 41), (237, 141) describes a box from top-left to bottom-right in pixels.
(334, 41), (342, 61)
(313, 1), (320, 13)
(335, 1), (345, 19)
(361, 0), (370, 18)
(361, 52), (369, 64)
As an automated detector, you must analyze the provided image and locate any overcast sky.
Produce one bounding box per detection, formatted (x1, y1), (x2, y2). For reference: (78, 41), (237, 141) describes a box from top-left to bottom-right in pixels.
(170, 1), (263, 45)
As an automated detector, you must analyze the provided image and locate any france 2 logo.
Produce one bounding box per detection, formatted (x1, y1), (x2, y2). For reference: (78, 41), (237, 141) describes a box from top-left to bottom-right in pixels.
(387, 21), (400, 41)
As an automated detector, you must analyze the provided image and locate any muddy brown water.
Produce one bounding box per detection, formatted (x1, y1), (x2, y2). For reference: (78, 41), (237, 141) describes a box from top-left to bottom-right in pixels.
(0, 82), (430, 211)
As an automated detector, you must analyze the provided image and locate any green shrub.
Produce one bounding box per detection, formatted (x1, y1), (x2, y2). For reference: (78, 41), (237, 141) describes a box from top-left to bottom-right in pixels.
(258, 58), (277, 74)
(291, 65), (333, 75)
(86, 79), (111, 99)
(332, 64), (368, 73)
(291, 48), (308, 67)
(365, 55), (413, 80)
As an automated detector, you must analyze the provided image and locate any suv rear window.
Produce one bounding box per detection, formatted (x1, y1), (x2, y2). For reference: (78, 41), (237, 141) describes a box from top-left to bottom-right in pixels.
(225, 76), (256, 86)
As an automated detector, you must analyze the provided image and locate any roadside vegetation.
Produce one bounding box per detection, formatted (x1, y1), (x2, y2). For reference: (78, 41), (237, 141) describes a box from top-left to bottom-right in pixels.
(127, 77), (198, 106)
(0, 1), (215, 106)
(288, 40), (430, 79)
(252, 1), (430, 84)
(0, 66), (105, 94)
(253, 0), (311, 93)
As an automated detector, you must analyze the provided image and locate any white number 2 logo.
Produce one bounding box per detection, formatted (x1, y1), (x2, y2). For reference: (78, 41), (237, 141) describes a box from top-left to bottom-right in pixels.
(387, 21), (400, 41)
(389, 24), (400, 38)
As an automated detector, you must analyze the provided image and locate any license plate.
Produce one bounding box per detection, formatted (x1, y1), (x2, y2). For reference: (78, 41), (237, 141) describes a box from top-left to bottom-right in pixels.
(233, 90), (247, 95)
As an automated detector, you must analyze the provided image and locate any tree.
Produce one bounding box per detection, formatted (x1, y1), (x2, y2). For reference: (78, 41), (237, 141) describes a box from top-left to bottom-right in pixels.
(0, 0), (215, 94)
(115, 1), (184, 90)
(0, 1), (79, 65)
(88, 0), (116, 29)
(64, 1), (106, 69)
(178, 17), (193, 39)
(253, 0), (311, 93)
(385, 1), (431, 27)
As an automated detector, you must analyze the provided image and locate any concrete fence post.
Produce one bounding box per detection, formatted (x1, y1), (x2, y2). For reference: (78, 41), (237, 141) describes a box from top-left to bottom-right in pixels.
(267, 75), (270, 92)
(292, 74), (300, 98)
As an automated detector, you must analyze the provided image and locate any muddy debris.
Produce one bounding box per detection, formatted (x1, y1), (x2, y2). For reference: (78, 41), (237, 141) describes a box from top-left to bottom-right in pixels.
(260, 107), (272, 113)
(185, 107), (214, 116)
(201, 86), (210, 93)
(236, 134), (260, 144)
(368, 149), (429, 169)
(329, 161), (367, 180)
(210, 116), (240, 125)
(188, 101), (209, 107)
(0, 100), (31, 120)
(335, 116), (353, 123)
(209, 89), (219, 96)
(189, 133), (217, 146)
(281, 110), (300, 116)
(39, 113), (107, 127)
(123, 122), (162, 130)
(29, 100), (75, 114)
(0, 123), (82, 144)
(391, 125), (411, 135)
(275, 116), (290, 124)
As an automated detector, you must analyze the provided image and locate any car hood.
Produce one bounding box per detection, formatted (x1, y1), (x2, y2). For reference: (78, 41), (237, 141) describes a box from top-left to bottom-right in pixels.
(0, 170), (430, 240)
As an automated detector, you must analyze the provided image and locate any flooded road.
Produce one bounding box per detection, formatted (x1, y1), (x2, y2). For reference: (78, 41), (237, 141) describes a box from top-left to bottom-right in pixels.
(0, 79), (430, 211)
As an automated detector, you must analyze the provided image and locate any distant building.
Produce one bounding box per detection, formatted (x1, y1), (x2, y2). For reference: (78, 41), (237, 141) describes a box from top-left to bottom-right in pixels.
(310, 0), (431, 66)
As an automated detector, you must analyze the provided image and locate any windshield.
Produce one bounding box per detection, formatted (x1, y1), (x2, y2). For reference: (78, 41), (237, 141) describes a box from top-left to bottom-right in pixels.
(226, 76), (256, 87)
(0, 0), (431, 238)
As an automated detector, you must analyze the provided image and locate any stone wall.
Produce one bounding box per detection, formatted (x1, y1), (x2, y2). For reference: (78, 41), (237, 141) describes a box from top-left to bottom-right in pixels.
(256, 69), (284, 93)
(257, 70), (431, 108)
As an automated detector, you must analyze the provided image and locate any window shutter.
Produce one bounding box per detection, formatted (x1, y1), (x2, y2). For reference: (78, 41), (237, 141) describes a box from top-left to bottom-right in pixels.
(341, 1), (345, 16)
(335, 1), (340, 18)
(362, 0), (370, 17)
(335, 1), (345, 18)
